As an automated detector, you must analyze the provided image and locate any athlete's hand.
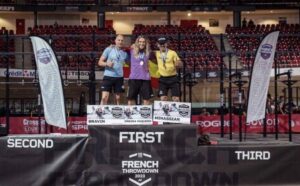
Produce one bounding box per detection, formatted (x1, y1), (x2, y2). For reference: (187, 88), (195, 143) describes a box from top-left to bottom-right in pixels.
(175, 61), (183, 69)
(106, 61), (114, 68)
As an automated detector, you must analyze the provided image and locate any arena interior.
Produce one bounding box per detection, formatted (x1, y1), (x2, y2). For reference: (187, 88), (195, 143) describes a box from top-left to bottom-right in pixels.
(1, 0), (300, 185)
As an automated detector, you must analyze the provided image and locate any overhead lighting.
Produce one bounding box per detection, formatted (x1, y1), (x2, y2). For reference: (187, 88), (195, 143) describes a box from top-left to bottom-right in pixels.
(270, 10), (274, 13)
(187, 12), (191, 17)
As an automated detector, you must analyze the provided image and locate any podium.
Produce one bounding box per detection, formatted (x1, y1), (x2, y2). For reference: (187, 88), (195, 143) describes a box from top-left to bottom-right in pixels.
(87, 124), (198, 186)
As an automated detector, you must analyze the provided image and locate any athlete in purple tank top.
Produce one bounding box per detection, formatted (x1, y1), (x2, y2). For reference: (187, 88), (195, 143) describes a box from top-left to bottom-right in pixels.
(127, 35), (152, 105)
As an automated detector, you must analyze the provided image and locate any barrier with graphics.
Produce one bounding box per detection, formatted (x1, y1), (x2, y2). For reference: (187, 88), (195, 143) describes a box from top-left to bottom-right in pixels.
(0, 116), (87, 134)
(192, 114), (300, 133)
(1, 114), (300, 134)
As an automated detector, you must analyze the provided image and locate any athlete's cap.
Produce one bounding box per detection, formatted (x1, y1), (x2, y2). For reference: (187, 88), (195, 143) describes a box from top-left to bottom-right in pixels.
(157, 37), (168, 44)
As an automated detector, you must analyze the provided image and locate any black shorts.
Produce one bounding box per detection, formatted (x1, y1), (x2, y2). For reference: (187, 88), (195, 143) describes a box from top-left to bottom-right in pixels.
(127, 79), (152, 100)
(101, 76), (124, 93)
(158, 75), (180, 97)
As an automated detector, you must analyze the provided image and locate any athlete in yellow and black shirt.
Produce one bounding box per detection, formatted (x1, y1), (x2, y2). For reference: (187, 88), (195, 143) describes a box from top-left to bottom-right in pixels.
(154, 37), (182, 102)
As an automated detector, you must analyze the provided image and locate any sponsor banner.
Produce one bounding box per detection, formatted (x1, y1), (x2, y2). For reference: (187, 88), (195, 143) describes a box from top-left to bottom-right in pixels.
(30, 36), (66, 128)
(87, 105), (153, 125)
(247, 31), (280, 123)
(192, 114), (236, 133)
(0, 117), (6, 128)
(4, 67), (300, 80)
(207, 70), (220, 78)
(0, 68), (92, 80)
(2, 114), (300, 134)
(244, 115), (286, 133)
(153, 101), (191, 124)
(193, 114), (300, 133)
(0, 6), (15, 11)
(52, 117), (88, 134)
(0, 117), (88, 134)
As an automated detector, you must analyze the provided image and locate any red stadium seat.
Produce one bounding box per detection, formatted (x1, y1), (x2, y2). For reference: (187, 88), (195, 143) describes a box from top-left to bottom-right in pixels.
(226, 23), (300, 69)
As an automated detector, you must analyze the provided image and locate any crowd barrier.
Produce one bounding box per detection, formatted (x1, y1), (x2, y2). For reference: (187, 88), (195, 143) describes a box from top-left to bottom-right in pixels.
(1, 114), (300, 134)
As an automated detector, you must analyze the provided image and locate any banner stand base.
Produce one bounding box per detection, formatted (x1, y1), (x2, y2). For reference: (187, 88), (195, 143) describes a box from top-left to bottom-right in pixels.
(0, 126), (7, 136)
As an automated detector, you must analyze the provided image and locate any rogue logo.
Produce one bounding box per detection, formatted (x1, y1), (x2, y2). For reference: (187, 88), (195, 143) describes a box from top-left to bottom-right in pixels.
(122, 152), (159, 186)
(7, 138), (54, 149)
(119, 131), (164, 143)
(235, 150), (270, 160)
(196, 120), (230, 127)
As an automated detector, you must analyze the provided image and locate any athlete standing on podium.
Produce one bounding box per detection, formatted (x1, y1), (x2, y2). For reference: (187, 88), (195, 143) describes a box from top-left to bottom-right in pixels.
(154, 37), (182, 102)
(127, 35), (152, 105)
(98, 35), (128, 105)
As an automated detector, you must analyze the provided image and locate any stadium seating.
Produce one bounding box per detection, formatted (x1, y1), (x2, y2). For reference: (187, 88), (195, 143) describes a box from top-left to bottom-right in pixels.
(0, 27), (15, 68)
(226, 23), (300, 68)
(133, 24), (222, 71)
(29, 25), (116, 70)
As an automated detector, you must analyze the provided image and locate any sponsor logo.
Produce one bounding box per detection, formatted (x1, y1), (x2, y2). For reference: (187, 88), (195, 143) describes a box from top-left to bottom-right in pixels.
(246, 118), (296, 127)
(0, 69), (91, 79)
(0, 6), (15, 11)
(196, 120), (230, 127)
(122, 152), (159, 186)
(195, 72), (201, 78)
(7, 138), (54, 149)
(37, 48), (52, 64)
(126, 6), (150, 12)
(235, 150), (270, 160)
(208, 72), (217, 77)
(71, 124), (88, 131)
(260, 44), (272, 60)
(139, 107), (151, 118)
(112, 107), (123, 118)
(178, 104), (190, 117)
(119, 131), (164, 143)
(23, 119), (46, 125)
